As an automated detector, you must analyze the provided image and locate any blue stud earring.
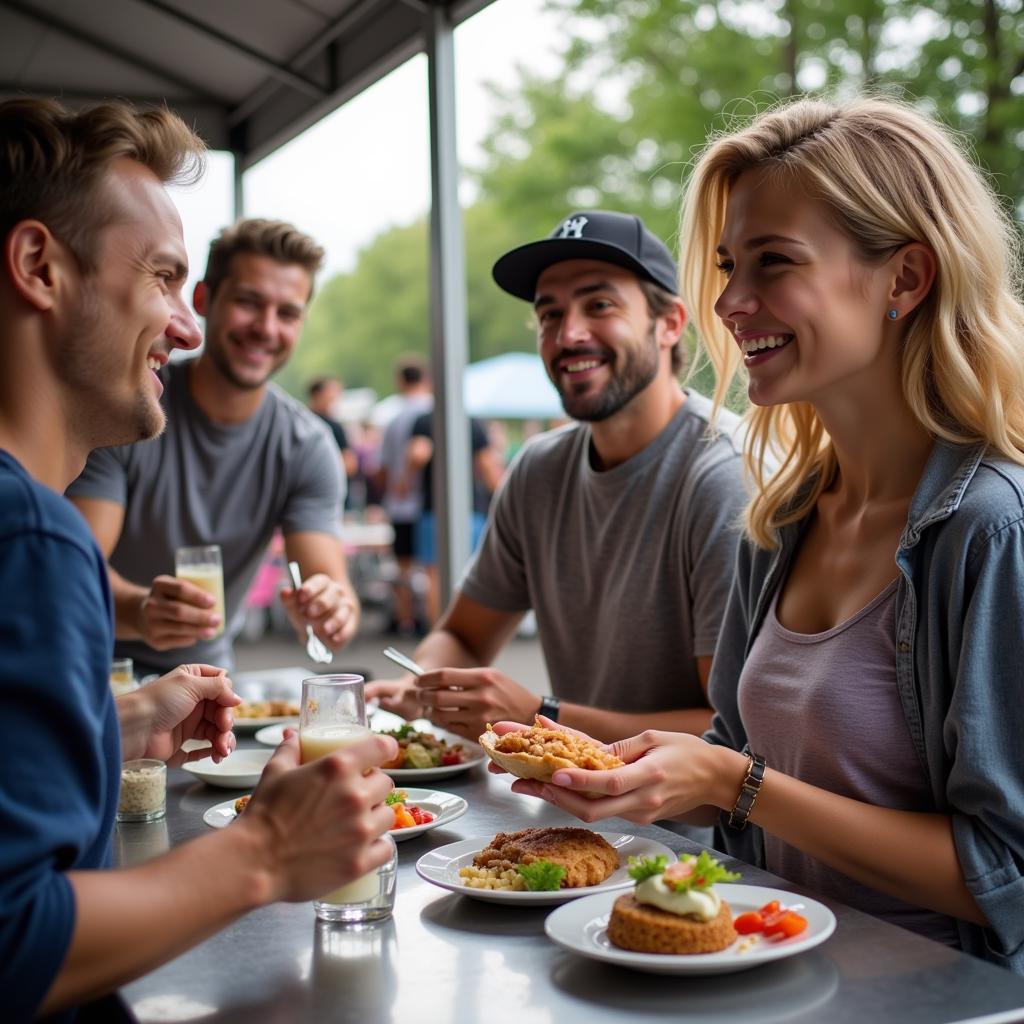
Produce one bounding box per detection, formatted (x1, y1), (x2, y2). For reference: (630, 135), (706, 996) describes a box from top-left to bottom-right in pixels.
(887, 309), (898, 320)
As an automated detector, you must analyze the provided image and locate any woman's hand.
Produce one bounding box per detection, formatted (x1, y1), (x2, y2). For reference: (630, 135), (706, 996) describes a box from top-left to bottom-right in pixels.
(508, 730), (746, 825)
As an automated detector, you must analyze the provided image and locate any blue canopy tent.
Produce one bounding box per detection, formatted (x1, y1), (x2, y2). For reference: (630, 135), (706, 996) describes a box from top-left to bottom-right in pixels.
(463, 352), (562, 420)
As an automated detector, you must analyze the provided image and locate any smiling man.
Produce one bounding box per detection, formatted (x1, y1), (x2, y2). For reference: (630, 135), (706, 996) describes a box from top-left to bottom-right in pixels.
(369, 210), (748, 745)
(68, 219), (359, 675)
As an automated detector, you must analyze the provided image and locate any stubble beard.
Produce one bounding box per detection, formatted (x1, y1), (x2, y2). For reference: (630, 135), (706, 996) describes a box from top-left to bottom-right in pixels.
(555, 321), (660, 422)
(205, 328), (283, 391)
(62, 289), (166, 448)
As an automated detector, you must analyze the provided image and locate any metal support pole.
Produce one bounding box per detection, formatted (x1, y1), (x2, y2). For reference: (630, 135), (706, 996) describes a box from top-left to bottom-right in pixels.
(425, 3), (471, 609)
(232, 154), (246, 222)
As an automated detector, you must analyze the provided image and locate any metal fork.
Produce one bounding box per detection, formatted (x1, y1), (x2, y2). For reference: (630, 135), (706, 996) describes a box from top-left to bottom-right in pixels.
(287, 561), (333, 664)
(382, 646), (424, 677)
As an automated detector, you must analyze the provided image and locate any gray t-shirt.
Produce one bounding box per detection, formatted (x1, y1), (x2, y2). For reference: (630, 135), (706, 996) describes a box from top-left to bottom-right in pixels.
(66, 360), (343, 673)
(739, 581), (961, 947)
(459, 391), (747, 712)
(379, 394), (433, 523)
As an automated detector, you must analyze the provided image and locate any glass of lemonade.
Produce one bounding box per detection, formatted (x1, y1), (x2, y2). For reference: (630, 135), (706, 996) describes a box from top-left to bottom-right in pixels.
(175, 544), (226, 638)
(300, 674), (397, 923)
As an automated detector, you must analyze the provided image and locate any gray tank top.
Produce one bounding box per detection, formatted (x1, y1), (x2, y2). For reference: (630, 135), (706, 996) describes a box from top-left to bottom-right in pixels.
(738, 579), (961, 947)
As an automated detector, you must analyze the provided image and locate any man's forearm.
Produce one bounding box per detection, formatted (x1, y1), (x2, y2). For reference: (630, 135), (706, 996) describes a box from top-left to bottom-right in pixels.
(559, 704), (714, 745)
(412, 628), (483, 671)
(42, 826), (268, 1014)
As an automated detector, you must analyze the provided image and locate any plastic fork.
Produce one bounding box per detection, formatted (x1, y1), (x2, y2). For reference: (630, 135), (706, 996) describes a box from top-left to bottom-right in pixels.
(287, 561), (333, 665)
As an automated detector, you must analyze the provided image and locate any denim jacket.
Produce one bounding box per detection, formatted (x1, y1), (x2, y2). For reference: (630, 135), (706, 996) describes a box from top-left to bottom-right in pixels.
(706, 440), (1024, 972)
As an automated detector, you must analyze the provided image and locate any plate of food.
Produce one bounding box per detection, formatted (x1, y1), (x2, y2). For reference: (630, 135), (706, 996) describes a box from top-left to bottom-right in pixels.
(203, 786), (468, 839)
(377, 723), (485, 781)
(232, 698), (301, 731)
(544, 851), (836, 975)
(415, 828), (676, 905)
(182, 748), (273, 789)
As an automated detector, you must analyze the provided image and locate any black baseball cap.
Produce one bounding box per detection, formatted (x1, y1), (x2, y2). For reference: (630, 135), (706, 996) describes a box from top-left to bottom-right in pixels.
(492, 210), (679, 301)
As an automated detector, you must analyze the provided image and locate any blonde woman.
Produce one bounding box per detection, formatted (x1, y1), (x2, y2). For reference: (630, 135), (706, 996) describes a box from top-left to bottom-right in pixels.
(500, 96), (1024, 970)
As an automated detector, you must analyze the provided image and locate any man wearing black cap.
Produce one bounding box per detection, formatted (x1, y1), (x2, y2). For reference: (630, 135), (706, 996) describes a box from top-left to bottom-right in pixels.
(368, 210), (747, 744)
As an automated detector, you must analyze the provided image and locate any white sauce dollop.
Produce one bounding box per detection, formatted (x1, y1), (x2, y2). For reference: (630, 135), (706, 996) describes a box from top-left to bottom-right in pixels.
(634, 875), (721, 922)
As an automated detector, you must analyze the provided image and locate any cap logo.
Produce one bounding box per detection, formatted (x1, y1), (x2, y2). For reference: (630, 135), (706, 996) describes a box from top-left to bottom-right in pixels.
(556, 215), (589, 239)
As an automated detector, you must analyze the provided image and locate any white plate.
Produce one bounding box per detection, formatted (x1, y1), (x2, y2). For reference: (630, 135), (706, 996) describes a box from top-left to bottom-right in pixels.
(254, 722), (485, 782)
(544, 883), (836, 975)
(415, 833), (676, 905)
(203, 787), (468, 839)
(234, 714), (300, 732)
(182, 748), (273, 789)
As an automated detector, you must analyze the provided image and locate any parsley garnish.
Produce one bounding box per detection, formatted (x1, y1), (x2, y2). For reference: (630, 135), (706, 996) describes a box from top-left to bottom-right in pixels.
(385, 790), (408, 806)
(517, 860), (567, 891)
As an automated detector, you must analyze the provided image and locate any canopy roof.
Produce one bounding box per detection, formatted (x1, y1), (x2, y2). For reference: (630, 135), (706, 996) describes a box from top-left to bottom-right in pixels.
(0, 0), (491, 168)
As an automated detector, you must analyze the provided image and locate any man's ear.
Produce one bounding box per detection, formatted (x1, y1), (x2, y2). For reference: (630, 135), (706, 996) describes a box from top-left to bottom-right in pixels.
(5, 220), (66, 312)
(887, 243), (936, 318)
(193, 279), (209, 317)
(657, 296), (687, 348)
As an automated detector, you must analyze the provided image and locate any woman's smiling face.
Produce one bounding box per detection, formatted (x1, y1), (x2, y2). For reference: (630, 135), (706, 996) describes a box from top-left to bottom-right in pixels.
(713, 167), (898, 409)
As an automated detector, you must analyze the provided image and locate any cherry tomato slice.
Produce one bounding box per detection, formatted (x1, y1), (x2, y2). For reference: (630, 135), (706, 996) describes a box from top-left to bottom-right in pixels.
(759, 900), (781, 917)
(763, 911), (808, 939)
(733, 912), (765, 935)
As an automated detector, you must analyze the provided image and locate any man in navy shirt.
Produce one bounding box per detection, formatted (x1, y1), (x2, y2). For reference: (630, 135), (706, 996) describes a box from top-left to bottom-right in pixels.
(0, 98), (397, 1021)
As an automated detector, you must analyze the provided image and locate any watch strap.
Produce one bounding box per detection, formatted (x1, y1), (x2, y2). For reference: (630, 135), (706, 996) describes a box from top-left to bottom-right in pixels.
(728, 752), (766, 830)
(537, 695), (561, 723)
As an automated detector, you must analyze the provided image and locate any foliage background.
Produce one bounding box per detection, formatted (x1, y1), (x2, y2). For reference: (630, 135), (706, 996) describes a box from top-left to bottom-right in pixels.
(276, 0), (1024, 402)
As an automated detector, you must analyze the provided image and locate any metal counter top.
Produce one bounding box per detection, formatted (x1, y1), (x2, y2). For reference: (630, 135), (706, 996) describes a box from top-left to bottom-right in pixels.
(118, 743), (1024, 1024)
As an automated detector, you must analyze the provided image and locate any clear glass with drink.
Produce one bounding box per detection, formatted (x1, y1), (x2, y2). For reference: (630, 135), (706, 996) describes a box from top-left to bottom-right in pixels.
(109, 657), (136, 696)
(300, 674), (397, 923)
(175, 544), (226, 638)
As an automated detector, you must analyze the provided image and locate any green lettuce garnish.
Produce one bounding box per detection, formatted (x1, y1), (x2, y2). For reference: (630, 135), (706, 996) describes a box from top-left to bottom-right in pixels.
(665, 851), (741, 893)
(380, 723), (416, 740)
(627, 854), (669, 882)
(628, 852), (740, 891)
(385, 790), (408, 806)
(517, 860), (567, 891)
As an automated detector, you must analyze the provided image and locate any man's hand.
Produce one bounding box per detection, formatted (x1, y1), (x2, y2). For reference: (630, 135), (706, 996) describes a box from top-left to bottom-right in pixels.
(236, 730), (399, 904)
(365, 676), (423, 721)
(118, 664), (241, 766)
(279, 572), (357, 651)
(414, 667), (540, 740)
(136, 575), (222, 651)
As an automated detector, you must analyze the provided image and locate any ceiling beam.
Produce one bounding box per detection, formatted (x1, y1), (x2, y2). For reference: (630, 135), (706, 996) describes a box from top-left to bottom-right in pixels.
(1, 0), (221, 103)
(133, 0), (328, 100)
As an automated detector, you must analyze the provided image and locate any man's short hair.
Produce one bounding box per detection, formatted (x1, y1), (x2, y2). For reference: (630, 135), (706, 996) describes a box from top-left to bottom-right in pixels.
(308, 375), (340, 399)
(396, 354), (428, 387)
(203, 218), (325, 302)
(0, 97), (205, 273)
(638, 278), (686, 375)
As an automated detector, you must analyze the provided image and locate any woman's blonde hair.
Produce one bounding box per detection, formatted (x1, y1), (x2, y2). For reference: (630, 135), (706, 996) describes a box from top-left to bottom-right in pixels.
(679, 95), (1024, 548)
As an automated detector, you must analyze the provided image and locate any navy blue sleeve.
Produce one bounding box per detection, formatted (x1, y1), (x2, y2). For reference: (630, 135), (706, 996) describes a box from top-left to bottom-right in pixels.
(0, 525), (116, 1018)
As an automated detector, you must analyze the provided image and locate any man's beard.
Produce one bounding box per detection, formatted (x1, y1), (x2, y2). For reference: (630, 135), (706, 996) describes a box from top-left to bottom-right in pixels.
(554, 322), (660, 422)
(206, 331), (281, 391)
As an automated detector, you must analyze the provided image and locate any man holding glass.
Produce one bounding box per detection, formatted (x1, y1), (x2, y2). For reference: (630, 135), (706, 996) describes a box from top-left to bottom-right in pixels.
(0, 98), (397, 1021)
(67, 218), (359, 677)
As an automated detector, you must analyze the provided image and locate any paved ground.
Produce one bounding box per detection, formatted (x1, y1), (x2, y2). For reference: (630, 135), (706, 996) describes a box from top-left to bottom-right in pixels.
(234, 616), (551, 697)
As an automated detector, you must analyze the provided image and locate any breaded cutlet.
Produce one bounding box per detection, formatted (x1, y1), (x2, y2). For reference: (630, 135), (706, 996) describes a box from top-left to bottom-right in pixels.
(473, 827), (619, 888)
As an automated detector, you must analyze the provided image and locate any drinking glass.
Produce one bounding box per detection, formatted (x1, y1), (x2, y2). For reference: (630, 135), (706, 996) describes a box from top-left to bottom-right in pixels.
(174, 544), (226, 638)
(300, 675), (397, 923)
(109, 657), (136, 696)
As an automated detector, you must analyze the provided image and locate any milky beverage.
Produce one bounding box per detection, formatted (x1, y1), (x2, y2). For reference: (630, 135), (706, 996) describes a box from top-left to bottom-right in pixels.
(177, 563), (226, 638)
(300, 723), (379, 903)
